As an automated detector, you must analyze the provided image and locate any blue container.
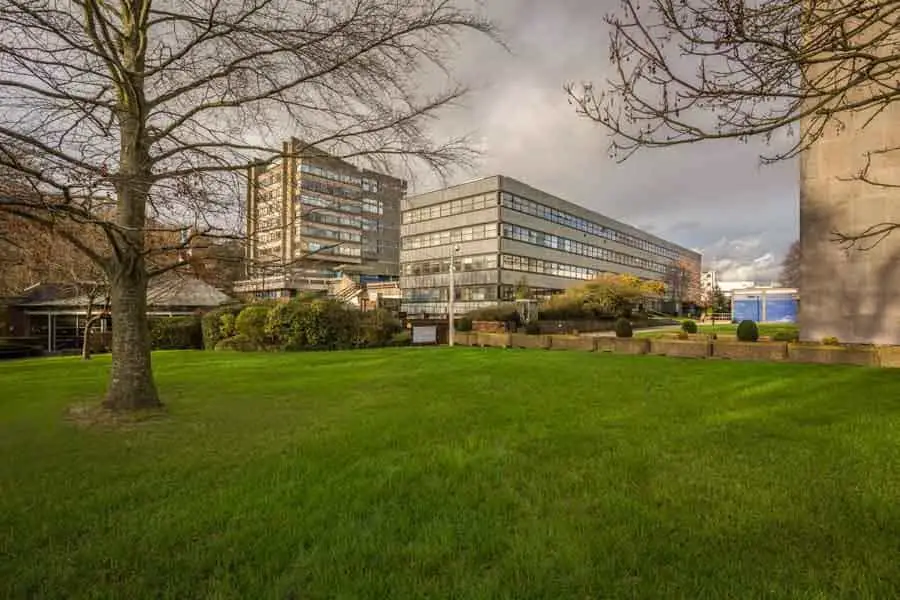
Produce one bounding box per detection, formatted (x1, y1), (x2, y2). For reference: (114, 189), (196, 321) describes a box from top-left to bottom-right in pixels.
(733, 296), (762, 322)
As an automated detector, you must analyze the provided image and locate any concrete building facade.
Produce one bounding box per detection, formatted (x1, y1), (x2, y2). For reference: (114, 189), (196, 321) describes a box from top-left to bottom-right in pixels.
(400, 176), (701, 317)
(800, 71), (900, 344)
(236, 140), (406, 299)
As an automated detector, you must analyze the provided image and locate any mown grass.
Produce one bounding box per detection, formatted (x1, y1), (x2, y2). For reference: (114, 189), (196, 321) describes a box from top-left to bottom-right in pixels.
(1, 348), (899, 599)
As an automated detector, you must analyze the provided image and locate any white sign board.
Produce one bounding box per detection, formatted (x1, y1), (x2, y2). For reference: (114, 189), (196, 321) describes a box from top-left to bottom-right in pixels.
(412, 325), (437, 345)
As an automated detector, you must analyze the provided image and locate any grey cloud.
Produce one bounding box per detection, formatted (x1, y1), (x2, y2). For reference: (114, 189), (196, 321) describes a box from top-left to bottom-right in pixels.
(414, 0), (799, 280)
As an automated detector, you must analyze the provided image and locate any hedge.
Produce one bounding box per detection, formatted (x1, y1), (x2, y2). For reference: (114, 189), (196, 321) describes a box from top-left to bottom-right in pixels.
(150, 316), (203, 350)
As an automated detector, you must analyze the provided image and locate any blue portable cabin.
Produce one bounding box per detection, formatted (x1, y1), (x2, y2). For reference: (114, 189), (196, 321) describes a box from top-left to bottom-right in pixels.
(732, 287), (798, 323)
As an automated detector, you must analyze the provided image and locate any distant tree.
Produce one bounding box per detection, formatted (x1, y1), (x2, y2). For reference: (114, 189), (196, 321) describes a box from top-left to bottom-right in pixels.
(779, 241), (801, 289)
(712, 286), (730, 315)
(664, 259), (701, 315)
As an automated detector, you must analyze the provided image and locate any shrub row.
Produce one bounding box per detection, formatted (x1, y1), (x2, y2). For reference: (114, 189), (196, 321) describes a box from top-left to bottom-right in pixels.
(208, 298), (405, 352)
(149, 316), (203, 350)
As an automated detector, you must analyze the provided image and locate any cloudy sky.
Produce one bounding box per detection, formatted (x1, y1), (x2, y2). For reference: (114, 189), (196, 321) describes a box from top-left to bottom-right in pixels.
(414, 0), (799, 283)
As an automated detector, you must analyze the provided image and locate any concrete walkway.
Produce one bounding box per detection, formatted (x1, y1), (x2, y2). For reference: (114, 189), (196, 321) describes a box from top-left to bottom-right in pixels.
(584, 326), (680, 337)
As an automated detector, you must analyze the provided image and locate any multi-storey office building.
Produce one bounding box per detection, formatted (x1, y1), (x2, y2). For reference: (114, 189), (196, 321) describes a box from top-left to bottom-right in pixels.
(235, 139), (406, 298)
(400, 176), (701, 317)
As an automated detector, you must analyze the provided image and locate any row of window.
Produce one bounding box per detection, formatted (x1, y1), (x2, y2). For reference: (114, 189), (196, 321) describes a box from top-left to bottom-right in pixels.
(403, 192), (496, 224)
(299, 161), (379, 192)
(300, 177), (359, 200)
(301, 226), (362, 243)
(500, 192), (681, 261)
(297, 192), (362, 215)
(402, 285), (498, 302)
(304, 210), (362, 230)
(501, 253), (598, 281)
(302, 241), (362, 257)
(502, 223), (668, 274)
(401, 254), (498, 277)
(257, 230), (282, 245)
(362, 197), (384, 215)
(402, 223), (498, 250)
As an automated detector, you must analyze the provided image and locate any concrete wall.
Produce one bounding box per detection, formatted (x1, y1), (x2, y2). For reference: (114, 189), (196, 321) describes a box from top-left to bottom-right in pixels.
(801, 101), (900, 344)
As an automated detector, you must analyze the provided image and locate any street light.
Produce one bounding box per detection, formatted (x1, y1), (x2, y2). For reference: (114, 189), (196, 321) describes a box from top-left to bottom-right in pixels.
(448, 243), (459, 347)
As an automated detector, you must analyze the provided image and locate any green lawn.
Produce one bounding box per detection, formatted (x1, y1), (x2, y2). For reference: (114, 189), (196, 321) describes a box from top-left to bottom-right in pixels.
(2, 349), (900, 599)
(639, 322), (800, 338)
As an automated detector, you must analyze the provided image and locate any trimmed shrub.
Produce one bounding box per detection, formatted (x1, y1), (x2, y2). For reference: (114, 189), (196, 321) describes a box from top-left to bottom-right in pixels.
(265, 300), (309, 350)
(773, 330), (799, 342)
(214, 334), (256, 352)
(524, 321), (541, 335)
(150, 316), (203, 350)
(201, 306), (241, 349)
(456, 316), (473, 332)
(614, 317), (633, 338)
(467, 304), (521, 325)
(391, 331), (412, 346)
(236, 305), (271, 348)
(360, 308), (402, 347)
(736, 320), (760, 342)
(822, 336), (840, 346)
(681, 319), (698, 334)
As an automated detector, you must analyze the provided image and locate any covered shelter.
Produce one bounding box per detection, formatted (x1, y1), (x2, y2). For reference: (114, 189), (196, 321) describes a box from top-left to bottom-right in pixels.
(7, 274), (234, 352)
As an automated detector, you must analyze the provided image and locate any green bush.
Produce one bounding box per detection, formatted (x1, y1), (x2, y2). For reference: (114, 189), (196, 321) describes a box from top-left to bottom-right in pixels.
(456, 316), (473, 332)
(150, 316), (203, 350)
(773, 331), (799, 342)
(214, 334), (257, 352)
(201, 306), (241, 349)
(467, 304), (521, 325)
(265, 300), (309, 350)
(236, 305), (271, 348)
(681, 319), (698, 334)
(822, 336), (840, 346)
(360, 308), (402, 347)
(391, 331), (412, 346)
(524, 321), (541, 335)
(614, 317), (633, 338)
(736, 320), (759, 342)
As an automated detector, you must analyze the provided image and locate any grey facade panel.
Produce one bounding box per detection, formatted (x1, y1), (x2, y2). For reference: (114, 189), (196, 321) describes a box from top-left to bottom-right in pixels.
(499, 238), (661, 280)
(400, 238), (499, 263)
(401, 206), (499, 238)
(500, 208), (672, 267)
(401, 271), (500, 290)
(402, 176), (501, 210)
(498, 175), (698, 259)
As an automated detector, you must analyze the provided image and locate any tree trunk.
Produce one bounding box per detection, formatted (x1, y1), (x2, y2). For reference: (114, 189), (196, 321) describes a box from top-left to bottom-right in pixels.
(82, 300), (94, 360)
(103, 263), (161, 410)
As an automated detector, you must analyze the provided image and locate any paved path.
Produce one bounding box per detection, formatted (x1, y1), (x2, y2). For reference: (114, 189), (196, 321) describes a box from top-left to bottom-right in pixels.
(584, 326), (680, 337)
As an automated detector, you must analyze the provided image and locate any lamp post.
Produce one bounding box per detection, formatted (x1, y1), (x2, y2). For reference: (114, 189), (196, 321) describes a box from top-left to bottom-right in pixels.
(448, 243), (459, 347)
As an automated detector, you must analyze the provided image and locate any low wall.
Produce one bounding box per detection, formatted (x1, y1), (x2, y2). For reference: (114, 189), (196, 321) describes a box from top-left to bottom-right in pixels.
(475, 332), (511, 348)
(788, 345), (878, 367)
(536, 318), (664, 335)
(595, 337), (650, 355)
(878, 347), (900, 368)
(713, 341), (788, 361)
(650, 339), (711, 358)
(549, 335), (595, 352)
(472, 321), (509, 333)
(510, 333), (551, 350)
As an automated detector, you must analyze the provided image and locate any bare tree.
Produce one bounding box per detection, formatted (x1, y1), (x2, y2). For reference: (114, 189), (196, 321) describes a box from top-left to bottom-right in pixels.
(565, 0), (900, 246)
(664, 257), (701, 314)
(779, 240), (801, 288)
(0, 0), (495, 410)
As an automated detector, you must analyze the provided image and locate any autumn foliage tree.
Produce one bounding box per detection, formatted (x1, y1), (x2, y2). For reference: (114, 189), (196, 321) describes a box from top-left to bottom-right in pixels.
(541, 273), (665, 319)
(0, 0), (494, 410)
